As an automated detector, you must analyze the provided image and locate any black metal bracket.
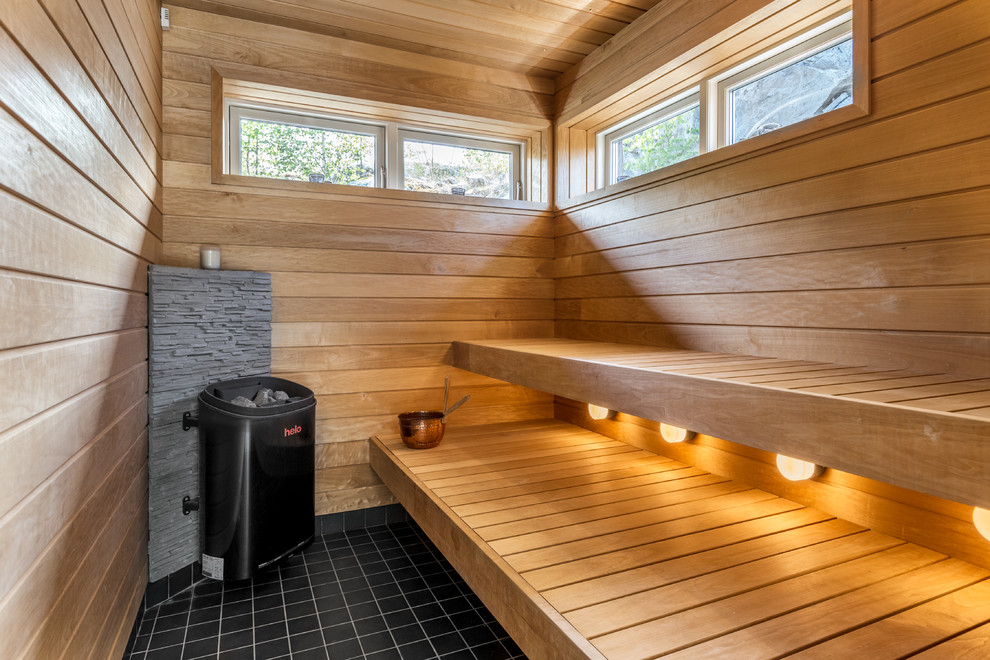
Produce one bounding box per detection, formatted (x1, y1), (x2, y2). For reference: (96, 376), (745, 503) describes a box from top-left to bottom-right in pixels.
(182, 496), (200, 515)
(182, 412), (198, 431)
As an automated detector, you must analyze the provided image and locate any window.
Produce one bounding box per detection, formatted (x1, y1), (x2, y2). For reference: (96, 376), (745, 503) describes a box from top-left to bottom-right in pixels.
(399, 130), (520, 199)
(601, 11), (853, 186)
(719, 22), (853, 145)
(604, 93), (700, 185)
(227, 103), (525, 200)
(229, 106), (383, 186)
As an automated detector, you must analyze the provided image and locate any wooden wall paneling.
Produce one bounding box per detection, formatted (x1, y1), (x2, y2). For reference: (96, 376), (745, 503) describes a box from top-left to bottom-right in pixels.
(169, 5), (555, 96)
(314, 402), (554, 445)
(272, 321), (553, 348)
(0, 272), (147, 350)
(316, 464), (385, 493)
(316, 439), (369, 469)
(556, 321), (990, 380)
(1, 0), (158, 655)
(17, 467), (148, 660)
(557, 287), (990, 333)
(164, 244), (550, 278)
(38, 0), (162, 166)
(163, 8), (552, 120)
(0, 108), (161, 259)
(314, 485), (396, 514)
(554, 189), (990, 279)
(164, 106), (211, 138)
(99, 0), (164, 114)
(273, 298), (551, 324)
(28, 484), (147, 659)
(8, 0), (160, 175)
(557, 236), (990, 298)
(280, 366), (506, 396)
(0, 28), (158, 214)
(83, 524), (149, 660)
(870, 0), (962, 37)
(164, 0), (596, 77)
(315, 384), (551, 420)
(0, 191), (150, 293)
(0, 363), (147, 519)
(0, 330), (147, 434)
(164, 79), (212, 112)
(871, 0), (990, 79)
(163, 188), (553, 237)
(0, 405), (148, 604)
(91, 550), (148, 660)
(273, 344), (454, 372)
(270, 272), (552, 300)
(0, 435), (147, 658)
(163, 134), (212, 164)
(165, 214), (551, 257)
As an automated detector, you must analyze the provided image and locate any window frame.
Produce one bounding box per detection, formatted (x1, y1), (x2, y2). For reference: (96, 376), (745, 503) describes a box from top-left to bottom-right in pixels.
(227, 103), (386, 187)
(395, 128), (524, 200)
(584, 4), (864, 197)
(601, 89), (701, 186)
(225, 101), (528, 201)
(714, 16), (853, 148)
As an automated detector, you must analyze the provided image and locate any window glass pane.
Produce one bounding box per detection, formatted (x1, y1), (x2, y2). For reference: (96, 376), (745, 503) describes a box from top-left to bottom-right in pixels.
(613, 104), (700, 183)
(403, 139), (513, 199)
(730, 37), (852, 144)
(239, 118), (377, 186)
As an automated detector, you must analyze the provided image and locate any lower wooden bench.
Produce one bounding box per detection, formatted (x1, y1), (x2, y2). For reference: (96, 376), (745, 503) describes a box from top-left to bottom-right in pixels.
(371, 419), (990, 659)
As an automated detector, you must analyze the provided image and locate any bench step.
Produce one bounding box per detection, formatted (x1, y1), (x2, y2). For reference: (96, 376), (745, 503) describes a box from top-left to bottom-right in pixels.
(452, 338), (990, 509)
(371, 420), (990, 659)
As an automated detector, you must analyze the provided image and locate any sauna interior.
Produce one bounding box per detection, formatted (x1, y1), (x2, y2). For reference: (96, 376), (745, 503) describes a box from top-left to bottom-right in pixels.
(2, 0), (989, 658)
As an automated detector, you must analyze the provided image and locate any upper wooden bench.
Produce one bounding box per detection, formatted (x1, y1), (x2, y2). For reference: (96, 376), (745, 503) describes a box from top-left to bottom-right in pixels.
(452, 338), (990, 509)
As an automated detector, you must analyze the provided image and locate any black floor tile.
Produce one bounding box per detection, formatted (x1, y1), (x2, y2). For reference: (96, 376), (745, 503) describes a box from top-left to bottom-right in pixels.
(124, 522), (527, 660)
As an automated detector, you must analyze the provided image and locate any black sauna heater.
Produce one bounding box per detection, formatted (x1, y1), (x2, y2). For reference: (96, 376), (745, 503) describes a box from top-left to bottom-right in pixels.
(193, 376), (316, 581)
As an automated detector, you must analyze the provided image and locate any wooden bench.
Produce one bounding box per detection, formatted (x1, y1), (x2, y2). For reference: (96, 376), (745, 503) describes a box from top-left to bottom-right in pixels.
(452, 338), (990, 509)
(370, 420), (990, 659)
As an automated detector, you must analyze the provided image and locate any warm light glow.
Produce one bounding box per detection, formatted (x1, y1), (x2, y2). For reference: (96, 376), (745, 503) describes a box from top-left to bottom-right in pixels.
(587, 404), (611, 420)
(974, 507), (990, 541)
(660, 423), (694, 444)
(776, 454), (821, 481)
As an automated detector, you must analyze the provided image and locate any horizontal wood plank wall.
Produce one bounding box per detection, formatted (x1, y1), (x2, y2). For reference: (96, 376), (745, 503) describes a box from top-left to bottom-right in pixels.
(554, 0), (990, 377)
(0, 0), (162, 658)
(550, 0), (990, 566)
(161, 5), (556, 515)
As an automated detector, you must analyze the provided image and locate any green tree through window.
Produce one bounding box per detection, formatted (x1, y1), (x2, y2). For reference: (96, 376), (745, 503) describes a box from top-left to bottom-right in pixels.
(239, 118), (376, 186)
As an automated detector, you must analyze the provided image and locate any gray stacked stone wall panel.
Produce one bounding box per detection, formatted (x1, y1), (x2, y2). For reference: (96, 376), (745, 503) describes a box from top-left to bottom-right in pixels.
(147, 265), (272, 582)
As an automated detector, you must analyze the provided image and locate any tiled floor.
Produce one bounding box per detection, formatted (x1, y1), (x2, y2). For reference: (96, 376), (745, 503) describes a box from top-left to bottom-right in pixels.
(124, 522), (527, 660)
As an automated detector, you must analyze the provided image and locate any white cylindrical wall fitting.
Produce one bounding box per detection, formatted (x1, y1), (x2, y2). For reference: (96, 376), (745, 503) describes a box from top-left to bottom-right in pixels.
(200, 245), (221, 270)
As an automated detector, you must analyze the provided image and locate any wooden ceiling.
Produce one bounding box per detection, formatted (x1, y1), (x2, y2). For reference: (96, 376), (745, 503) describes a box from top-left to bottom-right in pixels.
(165, 0), (665, 80)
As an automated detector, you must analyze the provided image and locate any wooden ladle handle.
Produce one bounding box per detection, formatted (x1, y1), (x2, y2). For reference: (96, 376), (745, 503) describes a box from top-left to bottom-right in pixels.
(442, 395), (470, 421)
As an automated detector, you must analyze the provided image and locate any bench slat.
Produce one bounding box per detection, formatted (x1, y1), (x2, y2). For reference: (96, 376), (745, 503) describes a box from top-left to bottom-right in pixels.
(371, 420), (990, 658)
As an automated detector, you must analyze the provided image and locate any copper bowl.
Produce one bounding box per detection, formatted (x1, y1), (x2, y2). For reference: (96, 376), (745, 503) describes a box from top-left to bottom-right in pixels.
(397, 411), (445, 449)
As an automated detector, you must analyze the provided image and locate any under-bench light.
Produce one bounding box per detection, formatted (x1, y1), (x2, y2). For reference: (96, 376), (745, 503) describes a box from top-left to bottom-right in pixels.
(974, 507), (990, 541)
(775, 454), (823, 481)
(587, 404), (613, 420)
(660, 423), (694, 444)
